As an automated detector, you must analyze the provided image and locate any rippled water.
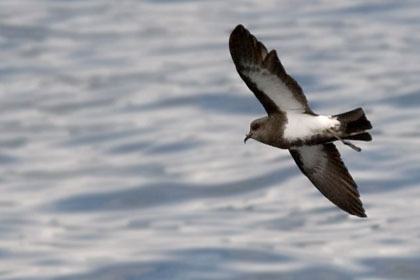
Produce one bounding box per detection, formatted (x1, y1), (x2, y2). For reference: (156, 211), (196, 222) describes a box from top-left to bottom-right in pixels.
(1, 0), (420, 279)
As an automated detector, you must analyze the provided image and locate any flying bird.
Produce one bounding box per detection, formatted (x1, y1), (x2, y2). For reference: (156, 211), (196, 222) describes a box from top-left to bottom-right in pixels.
(229, 24), (372, 218)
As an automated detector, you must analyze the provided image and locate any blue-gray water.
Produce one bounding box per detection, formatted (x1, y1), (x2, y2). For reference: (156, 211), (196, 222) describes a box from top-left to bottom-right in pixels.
(1, 1), (420, 279)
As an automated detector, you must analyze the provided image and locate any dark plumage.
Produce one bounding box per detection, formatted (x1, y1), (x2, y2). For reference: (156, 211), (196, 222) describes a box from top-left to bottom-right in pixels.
(229, 24), (372, 217)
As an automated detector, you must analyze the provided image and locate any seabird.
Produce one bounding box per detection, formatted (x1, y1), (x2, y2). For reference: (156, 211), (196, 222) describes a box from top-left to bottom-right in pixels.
(229, 24), (372, 218)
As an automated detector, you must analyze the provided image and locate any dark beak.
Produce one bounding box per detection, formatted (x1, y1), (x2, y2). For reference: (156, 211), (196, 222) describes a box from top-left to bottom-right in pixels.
(244, 133), (251, 143)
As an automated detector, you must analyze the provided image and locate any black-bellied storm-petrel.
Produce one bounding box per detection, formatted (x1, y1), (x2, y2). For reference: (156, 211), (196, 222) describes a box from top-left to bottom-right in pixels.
(229, 25), (372, 218)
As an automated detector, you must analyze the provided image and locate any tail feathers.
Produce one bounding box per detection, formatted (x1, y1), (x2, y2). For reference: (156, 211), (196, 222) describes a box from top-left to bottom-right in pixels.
(334, 108), (372, 135)
(345, 132), (372, 141)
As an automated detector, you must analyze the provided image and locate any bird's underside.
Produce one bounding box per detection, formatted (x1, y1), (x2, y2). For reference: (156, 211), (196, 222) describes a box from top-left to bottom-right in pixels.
(229, 24), (372, 218)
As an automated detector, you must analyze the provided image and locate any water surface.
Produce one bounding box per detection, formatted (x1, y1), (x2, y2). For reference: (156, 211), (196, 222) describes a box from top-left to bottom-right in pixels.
(1, 0), (420, 279)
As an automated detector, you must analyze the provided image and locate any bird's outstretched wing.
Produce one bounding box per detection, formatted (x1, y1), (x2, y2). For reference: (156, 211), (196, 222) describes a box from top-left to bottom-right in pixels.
(289, 143), (367, 217)
(229, 24), (313, 115)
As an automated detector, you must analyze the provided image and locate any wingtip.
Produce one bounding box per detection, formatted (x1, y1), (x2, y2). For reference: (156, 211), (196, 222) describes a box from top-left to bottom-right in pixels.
(230, 24), (246, 41)
(347, 199), (367, 218)
(354, 211), (368, 218)
(229, 24), (253, 64)
(349, 207), (367, 218)
(233, 24), (246, 32)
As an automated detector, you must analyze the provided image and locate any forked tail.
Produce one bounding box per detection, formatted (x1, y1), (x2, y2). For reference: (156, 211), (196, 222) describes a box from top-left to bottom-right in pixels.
(332, 108), (373, 151)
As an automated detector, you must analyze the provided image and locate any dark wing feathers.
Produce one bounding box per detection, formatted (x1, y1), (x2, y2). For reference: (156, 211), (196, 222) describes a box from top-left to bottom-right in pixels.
(230, 25), (367, 217)
(229, 25), (278, 114)
(289, 143), (367, 218)
(229, 24), (313, 115)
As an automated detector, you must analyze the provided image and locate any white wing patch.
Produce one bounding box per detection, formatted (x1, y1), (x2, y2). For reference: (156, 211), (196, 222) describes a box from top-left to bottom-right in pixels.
(283, 113), (340, 141)
(245, 68), (306, 112)
(294, 145), (327, 173)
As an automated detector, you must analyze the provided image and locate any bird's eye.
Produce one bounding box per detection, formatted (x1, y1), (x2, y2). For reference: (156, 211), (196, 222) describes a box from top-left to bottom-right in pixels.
(251, 123), (260, 130)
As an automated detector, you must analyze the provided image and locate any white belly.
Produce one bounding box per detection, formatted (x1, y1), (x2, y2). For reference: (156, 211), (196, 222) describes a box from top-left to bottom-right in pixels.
(283, 113), (340, 141)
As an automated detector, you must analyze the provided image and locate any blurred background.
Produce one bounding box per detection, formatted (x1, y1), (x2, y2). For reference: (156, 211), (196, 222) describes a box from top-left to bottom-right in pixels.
(1, 0), (420, 279)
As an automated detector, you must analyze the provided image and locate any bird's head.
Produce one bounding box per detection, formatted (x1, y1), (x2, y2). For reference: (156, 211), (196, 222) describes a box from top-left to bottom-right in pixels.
(244, 117), (269, 144)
